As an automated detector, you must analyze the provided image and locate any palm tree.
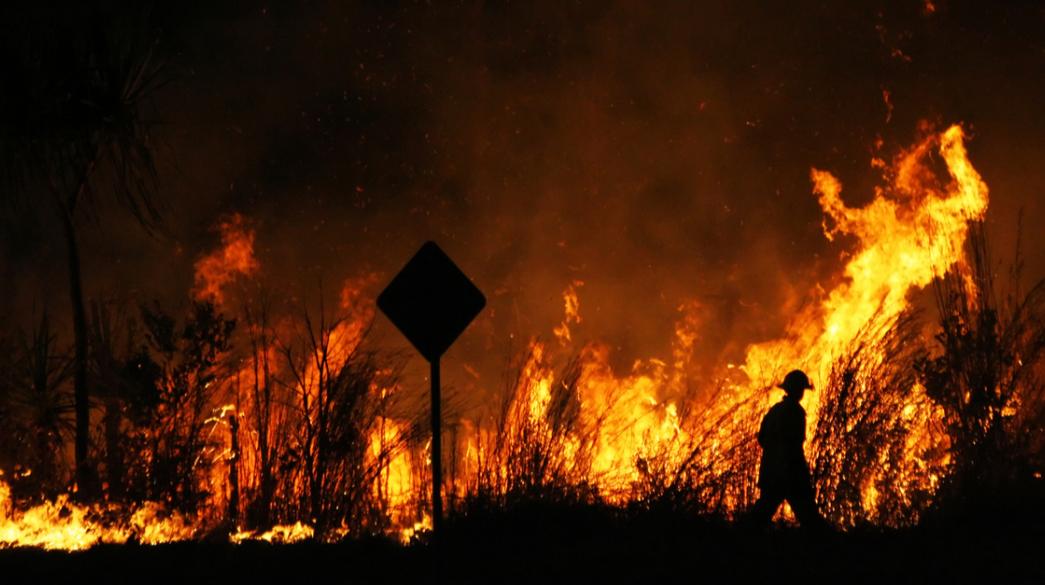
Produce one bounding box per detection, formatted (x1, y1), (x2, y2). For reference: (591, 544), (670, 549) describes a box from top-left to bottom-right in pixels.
(0, 4), (168, 495)
(10, 312), (76, 492)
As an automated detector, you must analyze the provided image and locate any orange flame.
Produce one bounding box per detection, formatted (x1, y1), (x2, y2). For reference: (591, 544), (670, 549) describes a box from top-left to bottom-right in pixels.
(444, 122), (989, 524)
(192, 213), (259, 305)
(0, 479), (196, 550)
(230, 522), (314, 544)
(553, 280), (584, 345)
(743, 124), (987, 419)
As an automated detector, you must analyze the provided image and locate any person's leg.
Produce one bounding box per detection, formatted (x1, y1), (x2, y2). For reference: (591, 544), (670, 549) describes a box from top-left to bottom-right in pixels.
(787, 481), (827, 532)
(747, 490), (784, 527)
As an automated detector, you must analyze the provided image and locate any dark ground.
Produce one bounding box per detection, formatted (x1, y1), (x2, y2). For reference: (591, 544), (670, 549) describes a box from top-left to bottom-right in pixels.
(1, 502), (1043, 585)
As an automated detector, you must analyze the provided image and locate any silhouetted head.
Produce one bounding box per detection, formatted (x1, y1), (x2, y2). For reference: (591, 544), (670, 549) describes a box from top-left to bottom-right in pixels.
(777, 369), (813, 400)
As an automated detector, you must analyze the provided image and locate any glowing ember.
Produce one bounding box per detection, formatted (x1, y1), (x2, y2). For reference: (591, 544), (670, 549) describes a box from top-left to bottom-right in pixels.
(230, 522), (314, 544)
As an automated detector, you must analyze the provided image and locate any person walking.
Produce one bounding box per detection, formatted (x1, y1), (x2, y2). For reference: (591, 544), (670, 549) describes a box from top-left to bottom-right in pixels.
(748, 369), (826, 530)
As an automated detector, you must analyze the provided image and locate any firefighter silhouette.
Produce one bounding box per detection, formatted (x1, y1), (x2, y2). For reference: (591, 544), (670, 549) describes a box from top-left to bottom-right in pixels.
(748, 369), (827, 529)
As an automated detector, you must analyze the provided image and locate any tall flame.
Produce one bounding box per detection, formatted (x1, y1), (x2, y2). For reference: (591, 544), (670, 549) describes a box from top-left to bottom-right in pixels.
(446, 123), (989, 521)
(741, 124), (987, 425)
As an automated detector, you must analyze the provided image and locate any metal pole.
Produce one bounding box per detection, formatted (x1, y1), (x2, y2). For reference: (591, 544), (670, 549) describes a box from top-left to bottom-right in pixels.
(430, 358), (442, 534)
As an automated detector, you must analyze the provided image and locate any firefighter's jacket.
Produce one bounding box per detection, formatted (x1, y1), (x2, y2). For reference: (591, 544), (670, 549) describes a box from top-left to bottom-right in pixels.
(757, 396), (811, 491)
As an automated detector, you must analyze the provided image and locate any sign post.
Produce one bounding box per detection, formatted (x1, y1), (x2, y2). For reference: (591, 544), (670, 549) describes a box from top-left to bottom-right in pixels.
(377, 241), (485, 534)
(429, 358), (441, 527)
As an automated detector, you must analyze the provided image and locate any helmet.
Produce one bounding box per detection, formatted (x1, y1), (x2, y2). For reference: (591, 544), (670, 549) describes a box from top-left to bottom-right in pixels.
(777, 369), (813, 393)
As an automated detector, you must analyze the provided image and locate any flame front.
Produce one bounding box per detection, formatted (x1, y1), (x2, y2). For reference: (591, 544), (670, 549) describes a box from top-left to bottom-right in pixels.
(0, 124), (999, 547)
(0, 479), (196, 550)
(443, 123), (989, 524)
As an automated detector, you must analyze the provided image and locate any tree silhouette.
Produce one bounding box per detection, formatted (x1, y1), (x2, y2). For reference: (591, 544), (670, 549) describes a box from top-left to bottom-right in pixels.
(7, 312), (76, 493)
(0, 4), (168, 495)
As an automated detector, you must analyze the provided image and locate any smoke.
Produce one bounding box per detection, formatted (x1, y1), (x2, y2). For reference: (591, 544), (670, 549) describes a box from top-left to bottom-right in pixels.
(4, 1), (1045, 415)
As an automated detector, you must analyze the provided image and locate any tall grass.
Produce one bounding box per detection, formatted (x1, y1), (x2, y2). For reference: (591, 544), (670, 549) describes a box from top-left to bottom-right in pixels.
(918, 223), (1045, 516)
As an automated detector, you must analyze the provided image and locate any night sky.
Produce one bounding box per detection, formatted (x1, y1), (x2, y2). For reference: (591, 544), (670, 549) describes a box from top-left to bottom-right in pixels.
(4, 1), (1044, 412)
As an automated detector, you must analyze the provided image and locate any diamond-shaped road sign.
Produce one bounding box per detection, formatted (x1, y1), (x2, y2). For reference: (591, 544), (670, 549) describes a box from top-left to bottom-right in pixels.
(377, 241), (485, 534)
(377, 241), (486, 362)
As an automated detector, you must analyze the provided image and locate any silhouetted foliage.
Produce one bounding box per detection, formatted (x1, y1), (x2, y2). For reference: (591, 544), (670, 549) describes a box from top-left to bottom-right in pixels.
(103, 302), (235, 513)
(272, 295), (405, 536)
(0, 2), (170, 494)
(239, 292), (279, 529)
(812, 311), (938, 527)
(0, 313), (75, 495)
(631, 385), (763, 518)
(917, 223), (1045, 515)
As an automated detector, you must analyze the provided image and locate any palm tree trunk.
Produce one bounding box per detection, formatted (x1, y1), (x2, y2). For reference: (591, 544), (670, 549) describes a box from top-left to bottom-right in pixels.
(61, 210), (94, 497)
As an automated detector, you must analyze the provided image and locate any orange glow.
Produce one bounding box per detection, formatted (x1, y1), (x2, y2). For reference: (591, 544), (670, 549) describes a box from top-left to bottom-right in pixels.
(718, 124), (987, 522)
(553, 280), (584, 345)
(0, 479), (196, 550)
(192, 213), (259, 305)
(230, 522), (314, 544)
(368, 416), (419, 541)
(442, 123), (988, 525)
(0, 123), (995, 546)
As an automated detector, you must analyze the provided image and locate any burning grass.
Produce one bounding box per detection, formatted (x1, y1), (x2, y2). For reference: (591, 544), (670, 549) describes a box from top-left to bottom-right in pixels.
(0, 123), (1043, 549)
